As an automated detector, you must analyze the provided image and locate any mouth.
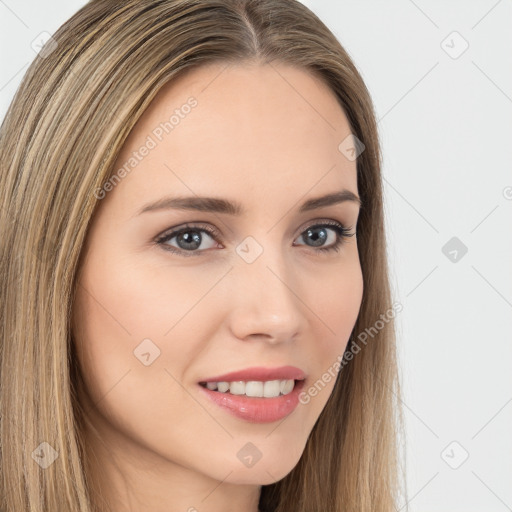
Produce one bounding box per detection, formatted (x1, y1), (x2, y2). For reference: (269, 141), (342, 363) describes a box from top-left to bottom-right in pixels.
(197, 378), (307, 423)
(196, 366), (307, 422)
(198, 378), (304, 398)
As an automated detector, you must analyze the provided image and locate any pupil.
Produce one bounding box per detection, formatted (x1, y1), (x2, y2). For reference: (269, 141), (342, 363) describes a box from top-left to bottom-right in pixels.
(178, 230), (201, 250)
(306, 227), (327, 247)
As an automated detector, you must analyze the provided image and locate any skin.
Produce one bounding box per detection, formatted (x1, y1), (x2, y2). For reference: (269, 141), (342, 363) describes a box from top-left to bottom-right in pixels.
(72, 60), (364, 512)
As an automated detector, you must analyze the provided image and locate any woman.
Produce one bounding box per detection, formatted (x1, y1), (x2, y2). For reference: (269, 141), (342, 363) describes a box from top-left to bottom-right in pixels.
(0, 0), (405, 510)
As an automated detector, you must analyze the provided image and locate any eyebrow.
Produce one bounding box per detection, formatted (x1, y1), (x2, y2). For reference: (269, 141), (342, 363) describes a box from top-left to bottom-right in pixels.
(137, 190), (362, 216)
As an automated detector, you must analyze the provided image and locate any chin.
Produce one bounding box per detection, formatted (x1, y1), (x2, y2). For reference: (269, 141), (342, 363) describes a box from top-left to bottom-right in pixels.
(218, 445), (304, 486)
(223, 462), (298, 486)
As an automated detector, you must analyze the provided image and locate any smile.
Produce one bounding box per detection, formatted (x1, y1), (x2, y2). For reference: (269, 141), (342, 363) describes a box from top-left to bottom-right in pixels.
(198, 379), (306, 423)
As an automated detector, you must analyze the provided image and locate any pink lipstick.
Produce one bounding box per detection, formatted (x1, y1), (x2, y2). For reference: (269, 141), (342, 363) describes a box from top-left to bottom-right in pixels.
(197, 365), (306, 423)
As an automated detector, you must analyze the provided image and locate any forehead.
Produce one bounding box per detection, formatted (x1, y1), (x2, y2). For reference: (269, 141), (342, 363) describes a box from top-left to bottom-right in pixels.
(108, 61), (358, 215)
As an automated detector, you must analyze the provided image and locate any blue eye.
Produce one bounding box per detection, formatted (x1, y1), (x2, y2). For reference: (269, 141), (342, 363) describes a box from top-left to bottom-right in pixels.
(294, 221), (355, 254)
(156, 220), (355, 257)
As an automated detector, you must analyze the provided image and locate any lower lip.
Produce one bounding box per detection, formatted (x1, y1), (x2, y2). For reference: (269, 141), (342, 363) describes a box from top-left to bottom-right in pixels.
(198, 380), (305, 423)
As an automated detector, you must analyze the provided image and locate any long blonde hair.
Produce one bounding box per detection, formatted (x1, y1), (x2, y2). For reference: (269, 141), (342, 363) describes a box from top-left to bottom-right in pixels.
(0, 0), (406, 510)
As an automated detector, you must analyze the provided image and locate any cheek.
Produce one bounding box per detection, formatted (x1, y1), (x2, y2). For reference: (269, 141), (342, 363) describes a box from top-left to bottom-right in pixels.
(72, 259), (228, 401)
(297, 259), (363, 406)
(307, 257), (363, 346)
(71, 264), (213, 454)
(119, 259), (230, 339)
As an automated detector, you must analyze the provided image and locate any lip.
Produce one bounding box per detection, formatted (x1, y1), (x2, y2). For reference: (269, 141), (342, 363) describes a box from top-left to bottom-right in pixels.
(198, 365), (307, 383)
(198, 378), (306, 423)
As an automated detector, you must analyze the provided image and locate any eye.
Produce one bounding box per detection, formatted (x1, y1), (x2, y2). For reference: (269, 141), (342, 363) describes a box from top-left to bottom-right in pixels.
(156, 222), (221, 257)
(155, 220), (355, 257)
(293, 220), (355, 254)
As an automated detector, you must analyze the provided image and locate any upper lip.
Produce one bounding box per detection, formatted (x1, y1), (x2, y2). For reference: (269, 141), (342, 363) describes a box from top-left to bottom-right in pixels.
(199, 365), (307, 383)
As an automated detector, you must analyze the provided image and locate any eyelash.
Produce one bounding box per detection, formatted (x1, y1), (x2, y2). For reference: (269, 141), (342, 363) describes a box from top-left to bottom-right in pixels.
(155, 220), (355, 258)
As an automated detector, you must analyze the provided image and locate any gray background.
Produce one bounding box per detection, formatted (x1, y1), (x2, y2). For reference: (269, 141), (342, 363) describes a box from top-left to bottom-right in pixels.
(1, 1), (511, 510)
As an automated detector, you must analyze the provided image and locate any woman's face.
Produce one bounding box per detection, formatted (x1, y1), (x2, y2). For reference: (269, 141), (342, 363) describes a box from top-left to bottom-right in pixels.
(72, 61), (363, 492)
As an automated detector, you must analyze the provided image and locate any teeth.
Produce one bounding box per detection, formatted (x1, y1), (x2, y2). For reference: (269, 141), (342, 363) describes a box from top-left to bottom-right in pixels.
(216, 382), (229, 392)
(263, 380), (281, 398)
(245, 381), (263, 397)
(280, 379), (295, 395)
(202, 379), (296, 397)
(230, 381), (245, 395)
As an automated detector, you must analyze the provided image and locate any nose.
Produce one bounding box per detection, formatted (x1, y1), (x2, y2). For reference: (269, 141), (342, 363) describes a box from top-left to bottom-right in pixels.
(226, 249), (307, 345)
